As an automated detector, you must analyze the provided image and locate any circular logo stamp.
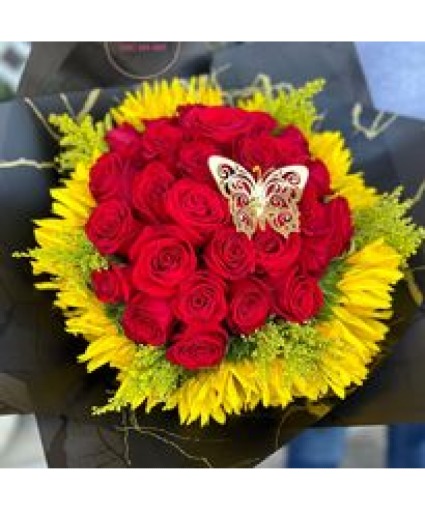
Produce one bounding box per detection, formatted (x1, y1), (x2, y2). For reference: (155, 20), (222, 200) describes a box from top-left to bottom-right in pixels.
(104, 42), (181, 80)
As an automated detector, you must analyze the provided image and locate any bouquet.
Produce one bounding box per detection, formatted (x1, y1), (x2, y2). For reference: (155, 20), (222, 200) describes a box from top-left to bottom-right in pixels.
(18, 76), (424, 427)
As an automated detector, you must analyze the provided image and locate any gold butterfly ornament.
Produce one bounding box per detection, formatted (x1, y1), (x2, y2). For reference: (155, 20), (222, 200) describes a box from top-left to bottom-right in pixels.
(208, 156), (309, 239)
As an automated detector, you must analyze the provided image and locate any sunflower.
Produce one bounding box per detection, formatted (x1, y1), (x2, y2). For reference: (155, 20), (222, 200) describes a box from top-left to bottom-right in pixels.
(22, 77), (424, 426)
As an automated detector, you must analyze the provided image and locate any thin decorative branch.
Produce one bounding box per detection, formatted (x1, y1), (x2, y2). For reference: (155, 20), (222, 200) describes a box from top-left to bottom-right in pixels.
(0, 158), (55, 170)
(352, 103), (397, 140)
(24, 98), (60, 141)
(77, 89), (101, 121)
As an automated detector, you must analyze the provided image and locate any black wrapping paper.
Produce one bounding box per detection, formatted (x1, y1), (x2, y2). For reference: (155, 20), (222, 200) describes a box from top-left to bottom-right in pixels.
(0, 42), (424, 467)
(18, 42), (218, 97)
(17, 42), (370, 102)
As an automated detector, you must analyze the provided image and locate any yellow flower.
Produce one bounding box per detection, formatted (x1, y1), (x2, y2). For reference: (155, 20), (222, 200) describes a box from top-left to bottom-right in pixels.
(26, 77), (410, 427)
(307, 131), (378, 210)
(316, 239), (402, 397)
(112, 76), (223, 130)
(29, 161), (137, 373)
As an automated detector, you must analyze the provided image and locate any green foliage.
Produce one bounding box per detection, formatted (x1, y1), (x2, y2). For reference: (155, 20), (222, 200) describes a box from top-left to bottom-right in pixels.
(49, 113), (113, 174)
(228, 317), (332, 379)
(318, 258), (348, 321)
(238, 76), (325, 134)
(126, 346), (183, 399)
(251, 321), (330, 373)
(15, 229), (108, 287)
(226, 334), (258, 362)
(104, 303), (125, 331)
(269, 78), (325, 133)
(354, 187), (425, 265)
(94, 346), (184, 414)
(250, 320), (286, 363)
(65, 230), (109, 283)
(273, 322), (330, 377)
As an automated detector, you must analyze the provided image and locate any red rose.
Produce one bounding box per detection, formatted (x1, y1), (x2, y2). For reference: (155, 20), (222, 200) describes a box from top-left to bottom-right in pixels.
(300, 188), (329, 238)
(179, 105), (276, 144)
(298, 189), (333, 275)
(130, 225), (197, 297)
(165, 179), (229, 245)
(274, 268), (324, 323)
(233, 125), (309, 172)
(299, 237), (331, 277)
(205, 227), (256, 280)
(91, 265), (132, 303)
(141, 118), (183, 165)
(228, 277), (271, 335)
(278, 125), (309, 149)
(106, 123), (142, 152)
(306, 159), (332, 197)
(299, 195), (353, 276)
(173, 270), (227, 325)
(166, 325), (228, 369)
(177, 140), (220, 183)
(275, 125), (309, 165)
(122, 293), (172, 346)
(89, 152), (134, 203)
(85, 199), (137, 256)
(254, 227), (301, 276)
(132, 161), (175, 222)
(233, 134), (289, 172)
(325, 196), (353, 259)
(105, 123), (145, 170)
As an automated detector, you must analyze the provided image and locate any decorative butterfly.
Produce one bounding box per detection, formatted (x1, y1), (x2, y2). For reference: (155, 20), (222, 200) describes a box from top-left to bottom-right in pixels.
(208, 156), (309, 239)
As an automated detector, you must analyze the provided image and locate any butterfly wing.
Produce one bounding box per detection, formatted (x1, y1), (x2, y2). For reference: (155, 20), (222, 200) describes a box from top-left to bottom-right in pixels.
(208, 156), (258, 238)
(262, 165), (309, 238)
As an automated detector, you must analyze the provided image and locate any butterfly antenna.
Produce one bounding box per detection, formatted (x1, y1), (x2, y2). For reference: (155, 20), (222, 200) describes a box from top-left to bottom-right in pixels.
(252, 165), (262, 179)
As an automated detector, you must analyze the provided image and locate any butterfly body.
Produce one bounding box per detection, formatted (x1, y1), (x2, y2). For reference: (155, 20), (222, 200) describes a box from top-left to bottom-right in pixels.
(208, 156), (309, 239)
